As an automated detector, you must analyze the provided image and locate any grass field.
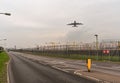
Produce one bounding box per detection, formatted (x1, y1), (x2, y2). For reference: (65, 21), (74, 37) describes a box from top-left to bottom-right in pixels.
(0, 52), (9, 83)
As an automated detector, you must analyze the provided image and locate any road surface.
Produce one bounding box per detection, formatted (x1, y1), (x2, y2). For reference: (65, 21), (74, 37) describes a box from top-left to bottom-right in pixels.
(10, 52), (120, 76)
(8, 52), (96, 83)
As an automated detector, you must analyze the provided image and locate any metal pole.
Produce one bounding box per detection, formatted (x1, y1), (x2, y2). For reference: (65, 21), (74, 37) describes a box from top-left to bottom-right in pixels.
(118, 41), (120, 61)
(95, 34), (98, 60)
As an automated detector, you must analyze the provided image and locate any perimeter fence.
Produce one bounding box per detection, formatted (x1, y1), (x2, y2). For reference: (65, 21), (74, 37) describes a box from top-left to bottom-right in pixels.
(10, 41), (120, 61)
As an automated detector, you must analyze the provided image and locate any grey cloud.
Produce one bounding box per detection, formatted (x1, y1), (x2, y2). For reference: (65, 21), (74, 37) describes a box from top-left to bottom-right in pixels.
(0, 0), (120, 48)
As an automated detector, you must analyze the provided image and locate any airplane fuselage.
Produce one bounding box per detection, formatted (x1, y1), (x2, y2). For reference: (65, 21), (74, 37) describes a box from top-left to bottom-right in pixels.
(67, 21), (83, 27)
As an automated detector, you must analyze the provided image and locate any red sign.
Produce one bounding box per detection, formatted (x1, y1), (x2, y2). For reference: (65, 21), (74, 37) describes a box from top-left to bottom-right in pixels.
(103, 50), (110, 54)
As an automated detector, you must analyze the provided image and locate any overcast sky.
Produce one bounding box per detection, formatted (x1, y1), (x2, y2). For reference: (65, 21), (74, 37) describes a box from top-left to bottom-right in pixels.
(0, 0), (120, 48)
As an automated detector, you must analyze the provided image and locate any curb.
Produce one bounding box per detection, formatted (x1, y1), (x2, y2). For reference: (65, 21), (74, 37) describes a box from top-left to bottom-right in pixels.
(74, 71), (101, 82)
(74, 70), (111, 83)
(52, 66), (101, 82)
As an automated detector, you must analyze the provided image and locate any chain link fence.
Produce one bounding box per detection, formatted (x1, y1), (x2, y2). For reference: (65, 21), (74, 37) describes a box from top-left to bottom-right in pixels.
(11, 41), (120, 62)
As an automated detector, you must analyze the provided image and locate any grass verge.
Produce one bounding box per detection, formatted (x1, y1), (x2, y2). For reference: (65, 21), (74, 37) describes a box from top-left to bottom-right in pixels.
(0, 52), (9, 83)
(22, 51), (120, 62)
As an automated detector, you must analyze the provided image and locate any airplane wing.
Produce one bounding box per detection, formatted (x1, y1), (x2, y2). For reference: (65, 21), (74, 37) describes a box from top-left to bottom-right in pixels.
(67, 23), (74, 25)
(76, 23), (83, 25)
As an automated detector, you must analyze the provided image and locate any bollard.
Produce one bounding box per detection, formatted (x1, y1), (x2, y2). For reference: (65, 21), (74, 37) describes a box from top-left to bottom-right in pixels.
(86, 59), (92, 72)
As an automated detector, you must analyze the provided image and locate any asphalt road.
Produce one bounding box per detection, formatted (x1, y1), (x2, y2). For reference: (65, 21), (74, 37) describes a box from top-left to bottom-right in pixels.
(13, 52), (120, 76)
(8, 52), (96, 83)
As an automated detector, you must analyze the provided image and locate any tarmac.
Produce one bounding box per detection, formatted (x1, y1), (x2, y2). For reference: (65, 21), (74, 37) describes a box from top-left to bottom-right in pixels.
(9, 52), (120, 83)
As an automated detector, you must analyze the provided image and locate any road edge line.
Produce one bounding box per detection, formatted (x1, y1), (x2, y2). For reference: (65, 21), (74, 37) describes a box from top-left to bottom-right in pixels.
(6, 52), (11, 83)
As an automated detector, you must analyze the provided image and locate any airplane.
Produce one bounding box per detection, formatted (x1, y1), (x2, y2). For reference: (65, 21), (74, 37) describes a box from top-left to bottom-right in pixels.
(67, 21), (83, 27)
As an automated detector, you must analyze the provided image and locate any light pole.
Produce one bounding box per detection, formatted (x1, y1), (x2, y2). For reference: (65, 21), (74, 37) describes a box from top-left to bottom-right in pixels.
(0, 13), (11, 16)
(0, 12), (11, 50)
(94, 34), (99, 60)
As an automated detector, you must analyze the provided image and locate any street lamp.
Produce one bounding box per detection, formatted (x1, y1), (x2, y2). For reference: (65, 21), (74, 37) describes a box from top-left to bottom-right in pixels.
(0, 13), (11, 16)
(94, 34), (99, 60)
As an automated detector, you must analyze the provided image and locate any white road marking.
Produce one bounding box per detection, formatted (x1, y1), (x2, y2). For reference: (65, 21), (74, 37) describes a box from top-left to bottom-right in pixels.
(52, 66), (69, 73)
